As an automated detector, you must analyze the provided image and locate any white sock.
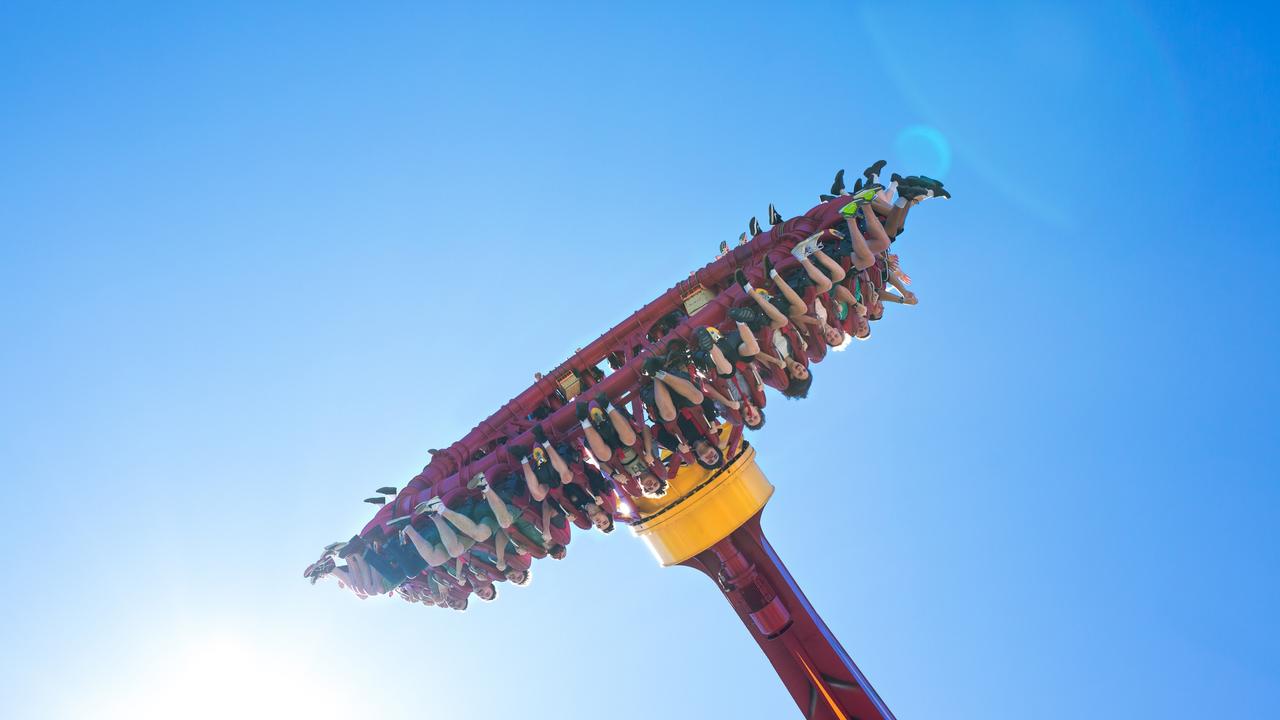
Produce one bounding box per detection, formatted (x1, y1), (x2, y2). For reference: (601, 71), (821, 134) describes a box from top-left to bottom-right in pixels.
(894, 197), (907, 208)
(743, 281), (754, 293)
(887, 180), (898, 196)
(580, 418), (592, 430)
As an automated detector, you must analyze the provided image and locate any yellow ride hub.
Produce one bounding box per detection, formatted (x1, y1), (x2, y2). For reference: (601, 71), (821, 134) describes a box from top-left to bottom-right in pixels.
(631, 441), (774, 566)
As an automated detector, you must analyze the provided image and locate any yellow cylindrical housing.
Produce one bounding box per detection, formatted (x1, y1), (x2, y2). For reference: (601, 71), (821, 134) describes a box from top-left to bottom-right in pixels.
(631, 443), (774, 566)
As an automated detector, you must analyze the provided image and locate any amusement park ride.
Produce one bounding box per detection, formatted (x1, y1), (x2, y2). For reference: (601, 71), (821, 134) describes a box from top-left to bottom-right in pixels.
(308, 166), (948, 720)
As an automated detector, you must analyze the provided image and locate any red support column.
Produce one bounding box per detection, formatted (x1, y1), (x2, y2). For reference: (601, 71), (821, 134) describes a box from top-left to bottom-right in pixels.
(682, 514), (896, 720)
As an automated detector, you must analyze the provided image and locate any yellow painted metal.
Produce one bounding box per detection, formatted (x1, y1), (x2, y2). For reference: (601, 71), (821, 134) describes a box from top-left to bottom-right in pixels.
(631, 442), (774, 566)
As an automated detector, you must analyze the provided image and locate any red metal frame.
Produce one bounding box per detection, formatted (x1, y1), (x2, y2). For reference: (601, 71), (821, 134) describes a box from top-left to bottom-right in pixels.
(684, 513), (897, 720)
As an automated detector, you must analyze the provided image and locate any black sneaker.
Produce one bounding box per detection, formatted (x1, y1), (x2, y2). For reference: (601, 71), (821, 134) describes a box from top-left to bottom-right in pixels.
(376, 486), (397, 495)
(507, 444), (530, 460)
(830, 169), (846, 195)
(734, 269), (750, 290)
(641, 356), (662, 377)
(531, 424), (548, 444)
(728, 306), (761, 325)
(898, 185), (930, 202)
(763, 255), (776, 279)
(917, 175), (945, 189)
(862, 160), (886, 183)
(694, 327), (715, 351)
(364, 496), (387, 505)
(737, 232), (748, 245)
(768, 203), (783, 226)
(933, 187), (952, 199)
(853, 177), (863, 193)
(890, 172), (909, 186)
(594, 391), (610, 411)
(386, 515), (412, 530)
(819, 194), (840, 202)
(748, 217), (762, 237)
(575, 401), (590, 422)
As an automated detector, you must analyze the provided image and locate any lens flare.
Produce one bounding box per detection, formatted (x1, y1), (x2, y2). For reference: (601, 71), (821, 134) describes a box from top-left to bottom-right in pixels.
(893, 124), (952, 180)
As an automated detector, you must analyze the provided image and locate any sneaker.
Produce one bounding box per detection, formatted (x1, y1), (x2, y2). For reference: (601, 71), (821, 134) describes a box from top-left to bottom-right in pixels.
(764, 255), (777, 278)
(575, 401), (590, 422)
(917, 175), (945, 189)
(830, 169), (846, 196)
(933, 187), (952, 199)
(531, 424), (548, 444)
(695, 327), (715, 351)
(738, 232), (748, 245)
(897, 185), (929, 202)
(376, 486), (397, 495)
(466, 471), (487, 490)
(853, 177), (863, 193)
(852, 184), (883, 202)
(364, 496), (387, 505)
(748, 217), (762, 237)
(768, 203), (783, 226)
(641, 356), (662, 377)
(728, 306), (761, 325)
(594, 391), (610, 411)
(839, 198), (867, 217)
(718, 240), (729, 256)
(803, 231), (826, 256)
(506, 443), (530, 460)
(862, 160), (886, 183)
(733, 269), (750, 290)
(387, 515), (412, 530)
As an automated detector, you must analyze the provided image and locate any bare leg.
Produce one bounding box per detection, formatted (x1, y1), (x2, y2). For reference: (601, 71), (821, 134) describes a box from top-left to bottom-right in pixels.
(520, 459), (548, 501)
(768, 270), (810, 319)
(581, 421), (615, 464)
(543, 441), (574, 485)
(883, 197), (917, 239)
(811, 249), (846, 283)
(430, 514), (467, 558)
(439, 507), (493, 542)
(483, 489), (514, 529)
(330, 565), (355, 592)
(747, 288), (791, 329)
(796, 257), (834, 293)
(493, 528), (510, 570)
(540, 502), (554, 541)
(708, 342), (734, 375)
(652, 379), (678, 422)
(608, 407), (637, 446)
(403, 526), (450, 566)
(655, 371), (703, 405)
(845, 217), (876, 271)
(860, 202), (893, 253)
(735, 321), (762, 357)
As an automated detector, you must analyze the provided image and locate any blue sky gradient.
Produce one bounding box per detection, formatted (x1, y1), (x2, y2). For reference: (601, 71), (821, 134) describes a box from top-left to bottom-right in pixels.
(2, 2), (1278, 719)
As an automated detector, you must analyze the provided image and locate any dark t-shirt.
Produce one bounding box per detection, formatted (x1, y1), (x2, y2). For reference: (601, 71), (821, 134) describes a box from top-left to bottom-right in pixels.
(561, 483), (596, 512)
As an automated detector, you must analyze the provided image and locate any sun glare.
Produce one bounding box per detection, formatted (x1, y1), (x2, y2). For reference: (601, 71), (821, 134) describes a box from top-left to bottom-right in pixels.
(78, 632), (361, 720)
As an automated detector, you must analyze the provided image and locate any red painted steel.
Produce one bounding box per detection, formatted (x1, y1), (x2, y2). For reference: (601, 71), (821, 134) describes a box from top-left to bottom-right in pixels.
(684, 514), (897, 720)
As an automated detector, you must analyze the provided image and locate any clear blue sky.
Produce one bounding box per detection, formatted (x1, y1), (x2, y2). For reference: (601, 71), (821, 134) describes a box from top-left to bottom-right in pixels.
(2, 2), (1278, 719)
